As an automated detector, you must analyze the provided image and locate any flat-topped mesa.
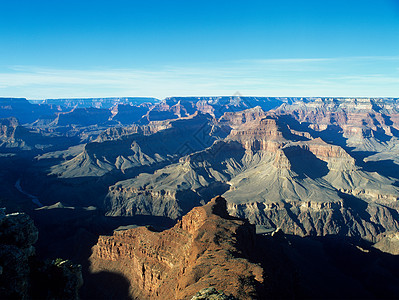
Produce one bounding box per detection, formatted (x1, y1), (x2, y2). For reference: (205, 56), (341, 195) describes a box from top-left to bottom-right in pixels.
(226, 115), (313, 153)
(274, 139), (356, 173)
(218, 106), (266, 126)
(276, 98), (399, 133)
(226, 117), (287, 153)
(278, 98), (382, 113)
(293, 138), (354, 160)
(53, 107), (112, 126)
(228, 117), (283, 140)
(195, 100), (215, 116)
(109, 103), (153, 125)
(90, 196), (264, 300)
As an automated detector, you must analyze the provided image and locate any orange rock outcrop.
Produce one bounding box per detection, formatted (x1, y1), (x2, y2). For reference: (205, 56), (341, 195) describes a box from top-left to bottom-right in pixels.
(90, 196), (264, 299)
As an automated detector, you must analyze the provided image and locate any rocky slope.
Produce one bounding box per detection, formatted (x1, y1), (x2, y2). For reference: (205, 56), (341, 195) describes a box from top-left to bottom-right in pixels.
(0, 117), (71, 152)
(0, 117), (30, 150)
(47, 113), (219, 179)
(90, 196), (265, 300)
(53, 107), (113, 127)
(90, 197), (399, 300)
(110, 103), (153, 125)
(105, 110), (399, 241)
(2, 96), (399, 298)
(275, 97), (399, 152)
(4, 96), (399, 243)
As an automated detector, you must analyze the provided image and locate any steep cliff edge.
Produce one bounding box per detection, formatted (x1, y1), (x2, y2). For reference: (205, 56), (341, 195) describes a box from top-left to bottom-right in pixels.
(90, 196), (264, 299)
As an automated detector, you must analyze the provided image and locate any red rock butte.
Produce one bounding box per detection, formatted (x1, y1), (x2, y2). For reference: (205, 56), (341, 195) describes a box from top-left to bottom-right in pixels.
(89, 196), (264, 299)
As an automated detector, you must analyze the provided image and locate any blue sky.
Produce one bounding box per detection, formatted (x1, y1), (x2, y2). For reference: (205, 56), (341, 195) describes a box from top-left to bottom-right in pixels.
(0, 0), (398, 99)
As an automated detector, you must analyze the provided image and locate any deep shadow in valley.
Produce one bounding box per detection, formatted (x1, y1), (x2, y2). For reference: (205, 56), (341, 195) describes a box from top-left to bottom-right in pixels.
(84, 271), (133, 300)
(283, 146), (329, 179)
(361, 159), (399, 180)
(254, 234), (399, 299)
(338, 191), (385, 233)
(4, 164), (399, 299)
(20, 159), (174, 208)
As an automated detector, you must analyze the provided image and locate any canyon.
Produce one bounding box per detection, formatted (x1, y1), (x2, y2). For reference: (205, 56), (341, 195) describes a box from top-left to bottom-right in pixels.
(1, 96), (399, 298)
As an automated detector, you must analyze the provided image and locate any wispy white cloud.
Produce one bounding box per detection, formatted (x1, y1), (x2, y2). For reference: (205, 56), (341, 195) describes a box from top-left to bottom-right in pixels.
(0, 56), (398, 99)
(331, 74), (399, 84)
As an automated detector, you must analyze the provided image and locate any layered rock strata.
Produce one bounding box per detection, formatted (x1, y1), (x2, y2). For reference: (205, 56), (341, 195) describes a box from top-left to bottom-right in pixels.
(90, 196), (264, 299)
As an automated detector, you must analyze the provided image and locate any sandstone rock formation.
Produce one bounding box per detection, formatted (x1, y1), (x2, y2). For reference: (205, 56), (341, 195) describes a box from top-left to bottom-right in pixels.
(3, 96), (399, 254)
(104, 109), (399, 242)
(90, 196), (264, 299)
(373, 231), (399, 255)
(275, 97), (399, 152)
(2, 96), (399, 298)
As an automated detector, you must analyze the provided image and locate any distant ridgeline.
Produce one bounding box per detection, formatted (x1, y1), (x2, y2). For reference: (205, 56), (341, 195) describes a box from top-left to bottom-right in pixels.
(29, 97), (160, 109)
(1, 96), (290, 125)
(2, 96), (399, 124)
